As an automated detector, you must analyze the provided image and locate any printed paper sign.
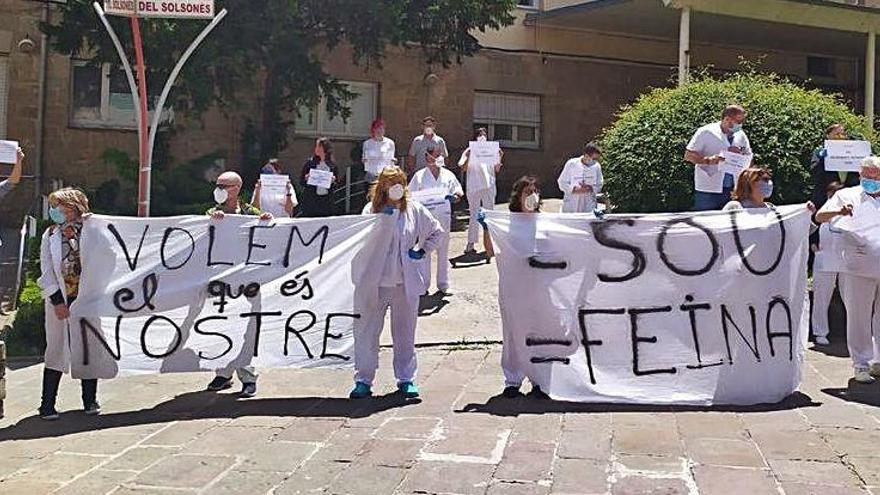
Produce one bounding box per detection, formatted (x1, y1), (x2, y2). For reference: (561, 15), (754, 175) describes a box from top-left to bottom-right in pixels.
(104, 0), (215, 19)
(824, 140), (871, 172)
(364, 145), (395, 176)
(0, 140), (19, 164)
(485, 205), (811, 405)
(67, 214), (389, 378)
(570, 169), (598, 190)
(468, 141), (499, 191)
(307, 169), (334, 189)
(410, 187), (451, 217)
(721, 151), (750, 175)
(259, 174), (289, 218)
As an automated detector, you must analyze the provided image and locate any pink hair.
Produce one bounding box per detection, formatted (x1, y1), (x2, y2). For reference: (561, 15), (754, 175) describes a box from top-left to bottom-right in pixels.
(370, 118), (385, 134)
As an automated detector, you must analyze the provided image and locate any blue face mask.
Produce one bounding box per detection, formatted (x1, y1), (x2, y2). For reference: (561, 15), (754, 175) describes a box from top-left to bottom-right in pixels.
(730, 123), (743, 134)
(862, 178), (880, 195)
(758, 180), (774, 199)
(48, 206), (66, 224)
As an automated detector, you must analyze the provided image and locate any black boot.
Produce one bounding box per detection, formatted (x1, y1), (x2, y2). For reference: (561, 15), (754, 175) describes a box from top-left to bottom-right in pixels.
(39, 368), (62, 420)
(81, 379), (100, 415)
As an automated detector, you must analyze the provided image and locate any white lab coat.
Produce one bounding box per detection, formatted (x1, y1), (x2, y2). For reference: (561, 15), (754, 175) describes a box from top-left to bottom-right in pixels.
(557, 157), (603, 213)
(36, 226), (72, 373)
(354, 201), (444, 385)
(409, 168), (462, 289)
(686, 122), (752, 193)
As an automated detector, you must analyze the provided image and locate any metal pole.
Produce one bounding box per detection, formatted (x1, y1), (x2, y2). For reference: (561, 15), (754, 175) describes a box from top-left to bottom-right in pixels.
(866, 29), (876, 129)
(345, 165), (352, 213)
(146, 9), (228, 171)
(130, 17), (150, 217)
(678, 6), (691, 87)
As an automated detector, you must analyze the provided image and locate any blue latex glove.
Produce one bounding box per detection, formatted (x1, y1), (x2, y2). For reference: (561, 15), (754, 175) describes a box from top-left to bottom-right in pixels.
(408, 248), (426, 260)
(593, 208), (606, 219)
(382, 206), (395, 215)
(445, 194), (455, 202)
(818, 147), (828, 159)
(476, 209), (487, 228)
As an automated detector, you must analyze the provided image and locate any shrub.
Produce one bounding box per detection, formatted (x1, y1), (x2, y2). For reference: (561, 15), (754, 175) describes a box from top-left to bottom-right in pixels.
(4, 278), (46, 356)
(599, 71), (876, 213)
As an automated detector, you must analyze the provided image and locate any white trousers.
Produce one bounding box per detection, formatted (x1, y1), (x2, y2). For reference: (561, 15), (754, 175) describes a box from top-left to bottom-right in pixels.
(467, 187), (496, 246)
(354, 285), (419, 386)
(839, 274), (880, 369)
(501, 339), (525, 388)
(216, 366), (258, 383)
(811, 270), (841, 339)
(426, 218), (451, 291)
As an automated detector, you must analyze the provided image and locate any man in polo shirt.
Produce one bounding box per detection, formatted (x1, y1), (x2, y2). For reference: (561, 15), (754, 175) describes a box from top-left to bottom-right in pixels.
(407, 116), (449, 175)
(684, 105), (753, 211)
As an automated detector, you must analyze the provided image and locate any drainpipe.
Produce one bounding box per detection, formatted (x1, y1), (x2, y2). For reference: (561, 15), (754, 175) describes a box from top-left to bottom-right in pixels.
(678, 6), (691, 87)
(34, 0), (49, 204)
(866, 28), (876, 129)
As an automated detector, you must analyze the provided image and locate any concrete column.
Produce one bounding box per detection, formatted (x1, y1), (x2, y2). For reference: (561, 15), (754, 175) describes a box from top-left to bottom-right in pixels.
(678, 6), (691, 87)
(866, 29), (876, 128)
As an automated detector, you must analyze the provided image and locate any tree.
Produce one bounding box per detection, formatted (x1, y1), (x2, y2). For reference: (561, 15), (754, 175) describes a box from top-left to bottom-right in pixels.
(43, 0), (517, 167)
(599, 71), (876, 213)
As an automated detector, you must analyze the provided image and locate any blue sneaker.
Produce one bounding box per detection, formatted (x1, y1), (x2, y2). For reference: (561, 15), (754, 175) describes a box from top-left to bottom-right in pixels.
(398, 381), (420, 398)
(349, 382), (372, 399)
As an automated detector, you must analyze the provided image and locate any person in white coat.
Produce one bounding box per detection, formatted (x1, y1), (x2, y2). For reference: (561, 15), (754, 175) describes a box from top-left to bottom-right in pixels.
(816, 156), (880, 384)
(459, 128), (502, 255)
(811, 181), (845, 346)
(557, 142), (604, 213)
(362, 118), (397, 183)
(409, 146), (463, 293)
(37, 187), (100, 420)
(351, 166), (444, 399)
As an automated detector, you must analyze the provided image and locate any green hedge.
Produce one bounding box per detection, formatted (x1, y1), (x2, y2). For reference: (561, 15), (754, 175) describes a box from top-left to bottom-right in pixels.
(599, 71), (876, 213)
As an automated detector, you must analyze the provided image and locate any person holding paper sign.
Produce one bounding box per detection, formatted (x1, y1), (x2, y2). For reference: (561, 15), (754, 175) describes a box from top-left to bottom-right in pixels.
(407, 116), (448, 174)
(685, 105), (752, 211)
(460, 127), (502, 255)
(206, 171), (271, 397)
(362, 118), (397, 183)
(36, 188), (100, 420)
(816, 156), (880, 384)
(811, 181), (845, 346)
(351, 167), (443, 399)
(810, 124), (861, 210)
(300, 138), (341, 217)
(0, 146), (24, 248)
(253, 158), (299, 218)
(409, 146), (463, 294)
(557, 141), (604, 213)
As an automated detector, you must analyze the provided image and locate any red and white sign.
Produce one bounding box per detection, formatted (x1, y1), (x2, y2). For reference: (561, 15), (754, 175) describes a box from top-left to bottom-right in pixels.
(105, 0), (215, 19)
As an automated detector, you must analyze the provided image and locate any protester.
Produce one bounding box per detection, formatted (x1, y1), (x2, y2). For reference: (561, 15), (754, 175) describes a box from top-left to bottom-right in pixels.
(722, 167), (774, 211)
(36, 187), (100, 420)
(407, 116), (449, 174)
(253, 158), (298, 217)
(351, 166), (443, 399)
(460, 128), (502, 255)
(816, 156), (880, 384)
(0, 147), (24, 247)
(409, 146), (463, 294)
(206, 171), (272, 397)
(509, 175), (543, 213)
(685, 105), (753, 211)
(300, 138), (341, 217)
(557, 141), (604, 213)
(811, 181), (846, 346)
(811, 124), (860, 209)
(362, 118), (397, 183)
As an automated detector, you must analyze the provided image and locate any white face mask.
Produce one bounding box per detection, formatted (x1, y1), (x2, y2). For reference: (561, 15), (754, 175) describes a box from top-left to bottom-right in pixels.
(388, 184), (405, 201)
(213, 187), (229, 204)
(435, 156), (446, 168)
(524, 193), (540, 212)
(477, 135), (487, 142)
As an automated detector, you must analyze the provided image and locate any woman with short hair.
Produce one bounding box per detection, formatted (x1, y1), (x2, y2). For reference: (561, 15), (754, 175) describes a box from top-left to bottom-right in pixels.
(723, 167), (774, 211)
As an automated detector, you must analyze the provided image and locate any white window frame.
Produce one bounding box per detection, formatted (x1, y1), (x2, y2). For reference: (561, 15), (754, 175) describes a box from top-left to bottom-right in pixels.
(295, 81), (378, 140)
(473, 91), (541, 150)
(69, 60), (171, 130)
(516, 0), (538, 9)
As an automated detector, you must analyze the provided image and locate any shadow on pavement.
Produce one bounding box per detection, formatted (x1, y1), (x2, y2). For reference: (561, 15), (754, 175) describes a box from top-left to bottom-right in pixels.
(0, 390), (420, 441)
(821, 383), (880, 407)
(456, 391), (820, 416)
(418, 291), (450, 316)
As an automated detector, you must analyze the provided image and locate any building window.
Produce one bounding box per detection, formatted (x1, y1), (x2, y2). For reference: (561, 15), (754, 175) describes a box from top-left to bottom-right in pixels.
(295, 81), (378, 139)
(473, 91), (541, 149)
(70, 60), (170, 129)
(517, 0), (538, 8)
(807, 56), (835, 79)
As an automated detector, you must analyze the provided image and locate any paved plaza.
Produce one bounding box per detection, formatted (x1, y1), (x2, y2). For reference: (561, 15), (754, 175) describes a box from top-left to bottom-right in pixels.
(0, 226), (879, 495)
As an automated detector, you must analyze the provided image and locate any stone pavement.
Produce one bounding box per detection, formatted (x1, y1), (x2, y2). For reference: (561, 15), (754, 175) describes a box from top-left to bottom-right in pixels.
(0, 223), (878, 495)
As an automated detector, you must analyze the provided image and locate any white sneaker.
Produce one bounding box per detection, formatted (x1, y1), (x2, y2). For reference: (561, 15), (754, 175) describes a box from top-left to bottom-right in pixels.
(870, 363), (880, 378)
(853, 368), (876, 384)
(814, 336), (830, 346)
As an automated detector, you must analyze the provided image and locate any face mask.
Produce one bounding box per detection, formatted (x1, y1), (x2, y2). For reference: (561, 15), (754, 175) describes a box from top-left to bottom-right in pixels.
(424, 127), (434, 136)
(524, 193), (540, 212)
(388, 184), (405, 201)
(436, 156), (446, 168)
(477, 135), (487, 142)
(758, 180), (774, 199)
(730, 123), (743, 134)
(48, 206), (66, 224)
(862, 178), (880, 195)
(214, 187), (229, 204)
(585, 159), (597, 166)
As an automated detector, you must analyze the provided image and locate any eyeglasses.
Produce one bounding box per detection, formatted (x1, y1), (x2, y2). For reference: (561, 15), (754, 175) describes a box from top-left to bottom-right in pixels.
(215, 184), (236, 190)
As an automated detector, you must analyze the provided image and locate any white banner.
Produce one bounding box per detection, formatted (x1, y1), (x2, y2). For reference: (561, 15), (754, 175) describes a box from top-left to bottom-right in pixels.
(68, 214), (388, 379)
(104, 0), (215, 19)
(486, 205), (811, 405)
